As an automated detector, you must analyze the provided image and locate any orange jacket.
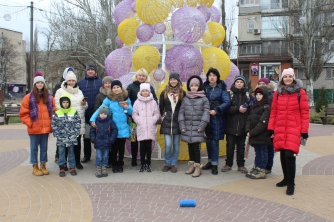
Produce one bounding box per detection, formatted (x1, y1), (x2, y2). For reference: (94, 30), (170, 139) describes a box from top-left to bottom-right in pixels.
(19, 93), (56, 134)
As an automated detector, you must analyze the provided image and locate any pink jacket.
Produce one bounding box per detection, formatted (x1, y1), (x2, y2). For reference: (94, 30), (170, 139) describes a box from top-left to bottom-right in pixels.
(132, 93), (160, 141)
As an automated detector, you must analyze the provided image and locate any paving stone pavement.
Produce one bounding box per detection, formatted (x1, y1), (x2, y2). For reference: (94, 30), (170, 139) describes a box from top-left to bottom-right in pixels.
(0, 123), (333, 222)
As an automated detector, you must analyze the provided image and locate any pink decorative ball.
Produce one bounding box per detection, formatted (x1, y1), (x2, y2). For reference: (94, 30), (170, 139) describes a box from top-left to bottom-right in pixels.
(114, 0), (134, 25)
(225, 62), (241, 89)
(153, 69), (166, 81)
(137, 24), (154, 42)
(116, 36), (124, 48)
(197, 6), (210, 22)
(209, 6), (221, 23)
(105, 48), (132, 78)
(154, 22), (166, 34)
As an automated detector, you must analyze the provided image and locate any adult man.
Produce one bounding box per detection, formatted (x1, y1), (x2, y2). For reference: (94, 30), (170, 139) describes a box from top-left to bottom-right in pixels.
(78, 64), (102, 164)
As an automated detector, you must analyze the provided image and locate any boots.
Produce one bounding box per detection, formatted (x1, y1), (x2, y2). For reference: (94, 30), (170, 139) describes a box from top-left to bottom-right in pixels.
(139, 164), (146, 172)
(211, 165), (218, 175)
(32, 164), (43, 176)
(59, 165), (66, 177)
(75, 147), (83, 170)
(112, 165), (118, 173)
(276, 151), (288, 187)
(246, 165), (256, 178)
(286, 156), (296, 195)
(146, 164), (152, 172)
(101, 166), (108, 177)
(192, 163), (202, 177)
(131, 145), (138, 167)
(249, 167), (266, 179)
(40, 163), (49, 175)
(185, 161), (195, 174)
(265, 166), (272, 174)
(202, 162), (212, 170)
(95, 166), (102, 178)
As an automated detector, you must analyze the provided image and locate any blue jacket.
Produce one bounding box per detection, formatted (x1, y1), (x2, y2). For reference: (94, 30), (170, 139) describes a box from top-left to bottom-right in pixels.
(90, 116), (118, 149)
(204, 80), (231, 140)
(78, 75), (102, 124)
(90, 89), (133, 138)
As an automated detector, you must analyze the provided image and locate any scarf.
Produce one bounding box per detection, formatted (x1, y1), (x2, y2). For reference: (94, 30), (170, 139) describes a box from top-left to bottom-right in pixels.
(169, 87), (178, 103)
(186, 90), (206, 99)
(252, 98), (269, 109)
(29, 91), (53, 122)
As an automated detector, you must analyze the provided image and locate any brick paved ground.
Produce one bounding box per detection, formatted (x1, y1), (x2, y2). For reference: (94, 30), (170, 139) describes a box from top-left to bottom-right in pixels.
(0, 123), (333, 222)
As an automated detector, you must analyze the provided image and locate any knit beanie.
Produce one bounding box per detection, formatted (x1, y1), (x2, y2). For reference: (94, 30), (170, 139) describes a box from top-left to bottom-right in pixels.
(189, 78), (200, 86)
(234, 75), (246, 84)
(99, 105), (110, 116)
(281, 68), (295, 79)
(258, 78), (270, 85)
(63, 67), (74, 79)
(103, 76), (114, 84)
(33, 72), (45, 85)
(169, 73), (181, 83)
(111, 80), (122, 89)
(139, 83), (151, 93)
(65, 71), (77, 82)
(86, 64), (95, 70)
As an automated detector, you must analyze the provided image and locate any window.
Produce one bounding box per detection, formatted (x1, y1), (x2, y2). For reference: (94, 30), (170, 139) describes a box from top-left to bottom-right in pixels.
(260, 64), (280, 83)
(241, 44), (261, 55)
(326, 68), (334, 79)
(262, 0), (288, 10)
(240, 0), (260, 5)
(296, 68), (306, 79)
(247, 19), (255, 33)
(262, 16), (288, 36)
(262, 41), (288, 55)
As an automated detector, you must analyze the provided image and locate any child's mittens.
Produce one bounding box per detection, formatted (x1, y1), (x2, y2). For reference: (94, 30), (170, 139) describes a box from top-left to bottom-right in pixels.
(181, 129), (186, 133)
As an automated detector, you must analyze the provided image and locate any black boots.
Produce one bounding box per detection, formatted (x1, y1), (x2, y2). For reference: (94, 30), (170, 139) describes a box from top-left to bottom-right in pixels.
(211, 165), (218, 175)
(202, 162), (212, 170)
(285, 156), (296, 195)
(276, 152), (288, 187)
(131, 142), (138, 167)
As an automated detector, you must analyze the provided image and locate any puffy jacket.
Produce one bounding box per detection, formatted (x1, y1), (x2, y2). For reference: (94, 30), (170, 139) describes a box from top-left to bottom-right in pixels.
(225, 85), (249, 136)
(126, 81), (158, 106)
(159, 89), (186, 135)
(54, 82), (88, 135)
(78, 75), (102, 124)
(94, 87), (108, 112)
(203, 80), (231, 140)
(132, 93), (160, 141)
(245, 86), (271, 145)
(268, 79), (309, 154)
(20, 93), (56, 134)
(90, 116), (118, 149)
(51, 95), (81, 147)
(90, 89), (133, 138)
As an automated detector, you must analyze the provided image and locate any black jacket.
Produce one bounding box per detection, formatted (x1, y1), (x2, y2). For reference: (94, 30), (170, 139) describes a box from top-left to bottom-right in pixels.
(225, 85), (249, 136)
(126, 81), (158, 106)
(53, 77), (64, 96)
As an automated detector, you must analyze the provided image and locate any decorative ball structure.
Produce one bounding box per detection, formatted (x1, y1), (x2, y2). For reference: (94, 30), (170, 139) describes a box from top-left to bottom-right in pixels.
(225, 62), (241, 89)
(199, 0), (214, 7)
(113, 0), (134, 25)
(165, 45), (203, 82)
(132, 46), (160, 72)
(144, 32), (163, 49)
(197, 6), (210, 22)
(105, 48), (133, 79)
(172, 0), (184, 8)
(202, 47), (231, 80)
(118, 18), (139, 45)
(201, 31), (212, 45)
(118, 72), (136, 89)
(208, 22), (226, 47)
(186, 0), (197, 7)
(136, 0), (173, 25)
(209, 6), (221, 23)
(131, 2), (136, 12)
(154, 22), (166, 34)
(171, 6), (206, 43)
(115, 36), (123, 48)
(153, 69), (166, 82)
(137, 24), (154, 42)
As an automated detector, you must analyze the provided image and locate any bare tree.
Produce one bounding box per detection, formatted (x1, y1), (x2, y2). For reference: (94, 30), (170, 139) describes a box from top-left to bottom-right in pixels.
(220, 0), (237, 58)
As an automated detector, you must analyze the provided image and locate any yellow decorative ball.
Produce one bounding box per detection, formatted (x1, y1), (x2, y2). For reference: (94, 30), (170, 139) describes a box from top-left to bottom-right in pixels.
(201, 31), (212, 45)
(136, 0), (173, 25)
(199, 0), (214, 7)
(132, 46), (160, 72)
(118, 18), (138, 45)
(164, 22), (173, 37)
(202, 47), (231, 80)
(186, 0), (197, 7)
(172, 0), (184, 8)
(208, 22), (226, 47)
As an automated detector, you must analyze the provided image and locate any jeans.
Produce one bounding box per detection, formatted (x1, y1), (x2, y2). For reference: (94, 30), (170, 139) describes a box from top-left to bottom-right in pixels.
(267, 144), (274, 168)
(164, 134), (180, 166)
(140, 140), (152, 165)
(95, 148), (109, 166)
(188, 142), (201, 164)
(29, 134), (49, 165)
(59, 146), (75, 168)
(111, 138), (126, 166)
(254, 144), (268, 169)
(205, 139), (219, 165)
(225, 134), (246, 167)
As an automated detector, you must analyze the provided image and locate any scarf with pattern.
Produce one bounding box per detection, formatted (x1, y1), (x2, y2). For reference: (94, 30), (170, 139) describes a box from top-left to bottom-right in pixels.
(29, 91), (53, 122)
(169, 87), (178, 103)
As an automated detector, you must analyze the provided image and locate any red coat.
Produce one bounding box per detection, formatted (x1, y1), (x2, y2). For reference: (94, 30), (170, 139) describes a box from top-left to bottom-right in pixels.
(268, 88), (309, 154)
(20, 93), (56, 135)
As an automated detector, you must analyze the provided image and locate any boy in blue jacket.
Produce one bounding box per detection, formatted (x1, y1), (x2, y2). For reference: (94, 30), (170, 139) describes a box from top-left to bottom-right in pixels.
(90, 105), (118, 178)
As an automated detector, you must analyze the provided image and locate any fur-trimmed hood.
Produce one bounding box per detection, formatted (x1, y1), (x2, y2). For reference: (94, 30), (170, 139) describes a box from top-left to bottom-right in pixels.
(277, 79), (303, 95)
(267, 81), (276, 92)
(107, 89), (129, 101)
(99, 86), (108, 96)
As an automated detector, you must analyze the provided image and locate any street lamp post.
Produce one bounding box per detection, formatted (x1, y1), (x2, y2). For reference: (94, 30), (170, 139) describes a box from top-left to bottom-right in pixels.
(235, 36), (239, 68)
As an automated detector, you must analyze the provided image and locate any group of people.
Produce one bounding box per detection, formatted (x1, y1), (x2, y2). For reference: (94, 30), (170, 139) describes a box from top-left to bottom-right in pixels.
(19, 65), (309, 196)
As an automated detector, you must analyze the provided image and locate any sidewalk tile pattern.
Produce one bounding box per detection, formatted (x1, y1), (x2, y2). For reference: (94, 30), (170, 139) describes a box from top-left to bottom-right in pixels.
(302, 154), (334, 175)
(0, 129), (29, 140)
(0, 149), (29, 174)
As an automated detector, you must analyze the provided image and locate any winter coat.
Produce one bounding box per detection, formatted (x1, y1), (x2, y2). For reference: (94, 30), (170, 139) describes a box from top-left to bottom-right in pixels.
(54, 82), (88, 135)
(20, 93), (56, 135)
(132, 93), (160, 141)
(126, 81), (158, 106)
(159, 89), (186, 135)
(225, 85), (249, 136)
(94, 87), (108, 112)
(90, 89), (133, 138)
(203, 80), (231, 140)
(51, 95), (81, 147)
(78, 75), (102, 124)
(90, 116), (118, 149)
(268, 79), (309, 154)
(245, 86), (271, 145)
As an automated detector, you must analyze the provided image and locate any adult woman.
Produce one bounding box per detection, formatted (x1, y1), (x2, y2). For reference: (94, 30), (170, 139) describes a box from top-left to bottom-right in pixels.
(55, 71), (88, 170)
(126, 68), (158, 166)
(268, 68), (309, 196)
(20, 72), (56, 176)
(202, 68), (231, 175)
(90, 80), (133, 173)
(159, 73), (186, 173)
(94, 76), (114, 111)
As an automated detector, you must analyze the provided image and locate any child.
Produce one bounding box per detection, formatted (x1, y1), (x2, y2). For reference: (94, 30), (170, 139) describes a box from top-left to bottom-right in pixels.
(51, 94), (81, 177)
(178, 76), (210, 177)
(90, 105), (118, 178)
(132, 83), (160, 172)
(245, 86), (271, 179)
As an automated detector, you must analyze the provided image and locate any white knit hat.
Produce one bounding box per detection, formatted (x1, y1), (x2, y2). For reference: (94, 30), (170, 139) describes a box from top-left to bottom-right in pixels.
(65, 71), (77, 82)
(140, 83), (151, 93)
(33, 76), (45, 85)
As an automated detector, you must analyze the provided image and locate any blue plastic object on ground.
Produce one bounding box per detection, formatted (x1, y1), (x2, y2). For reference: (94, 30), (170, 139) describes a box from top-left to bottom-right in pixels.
(180, 199), (196, 207)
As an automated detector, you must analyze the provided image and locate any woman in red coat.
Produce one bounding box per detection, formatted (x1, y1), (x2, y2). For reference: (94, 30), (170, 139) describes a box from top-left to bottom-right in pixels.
(268, 68), (309, 196)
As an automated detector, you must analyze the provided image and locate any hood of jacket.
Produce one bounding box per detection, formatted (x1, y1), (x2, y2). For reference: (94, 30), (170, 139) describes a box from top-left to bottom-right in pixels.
(267, 81), (276, 92)
(186, 75), (204, 91)
(59, 94), (72, 113)
(99, 86), (108, 96)
(107, 89), (129, 101)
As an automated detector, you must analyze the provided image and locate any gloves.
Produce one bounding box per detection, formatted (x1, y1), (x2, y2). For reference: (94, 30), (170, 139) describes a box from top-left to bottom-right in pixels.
(301, 133), (309, 139)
